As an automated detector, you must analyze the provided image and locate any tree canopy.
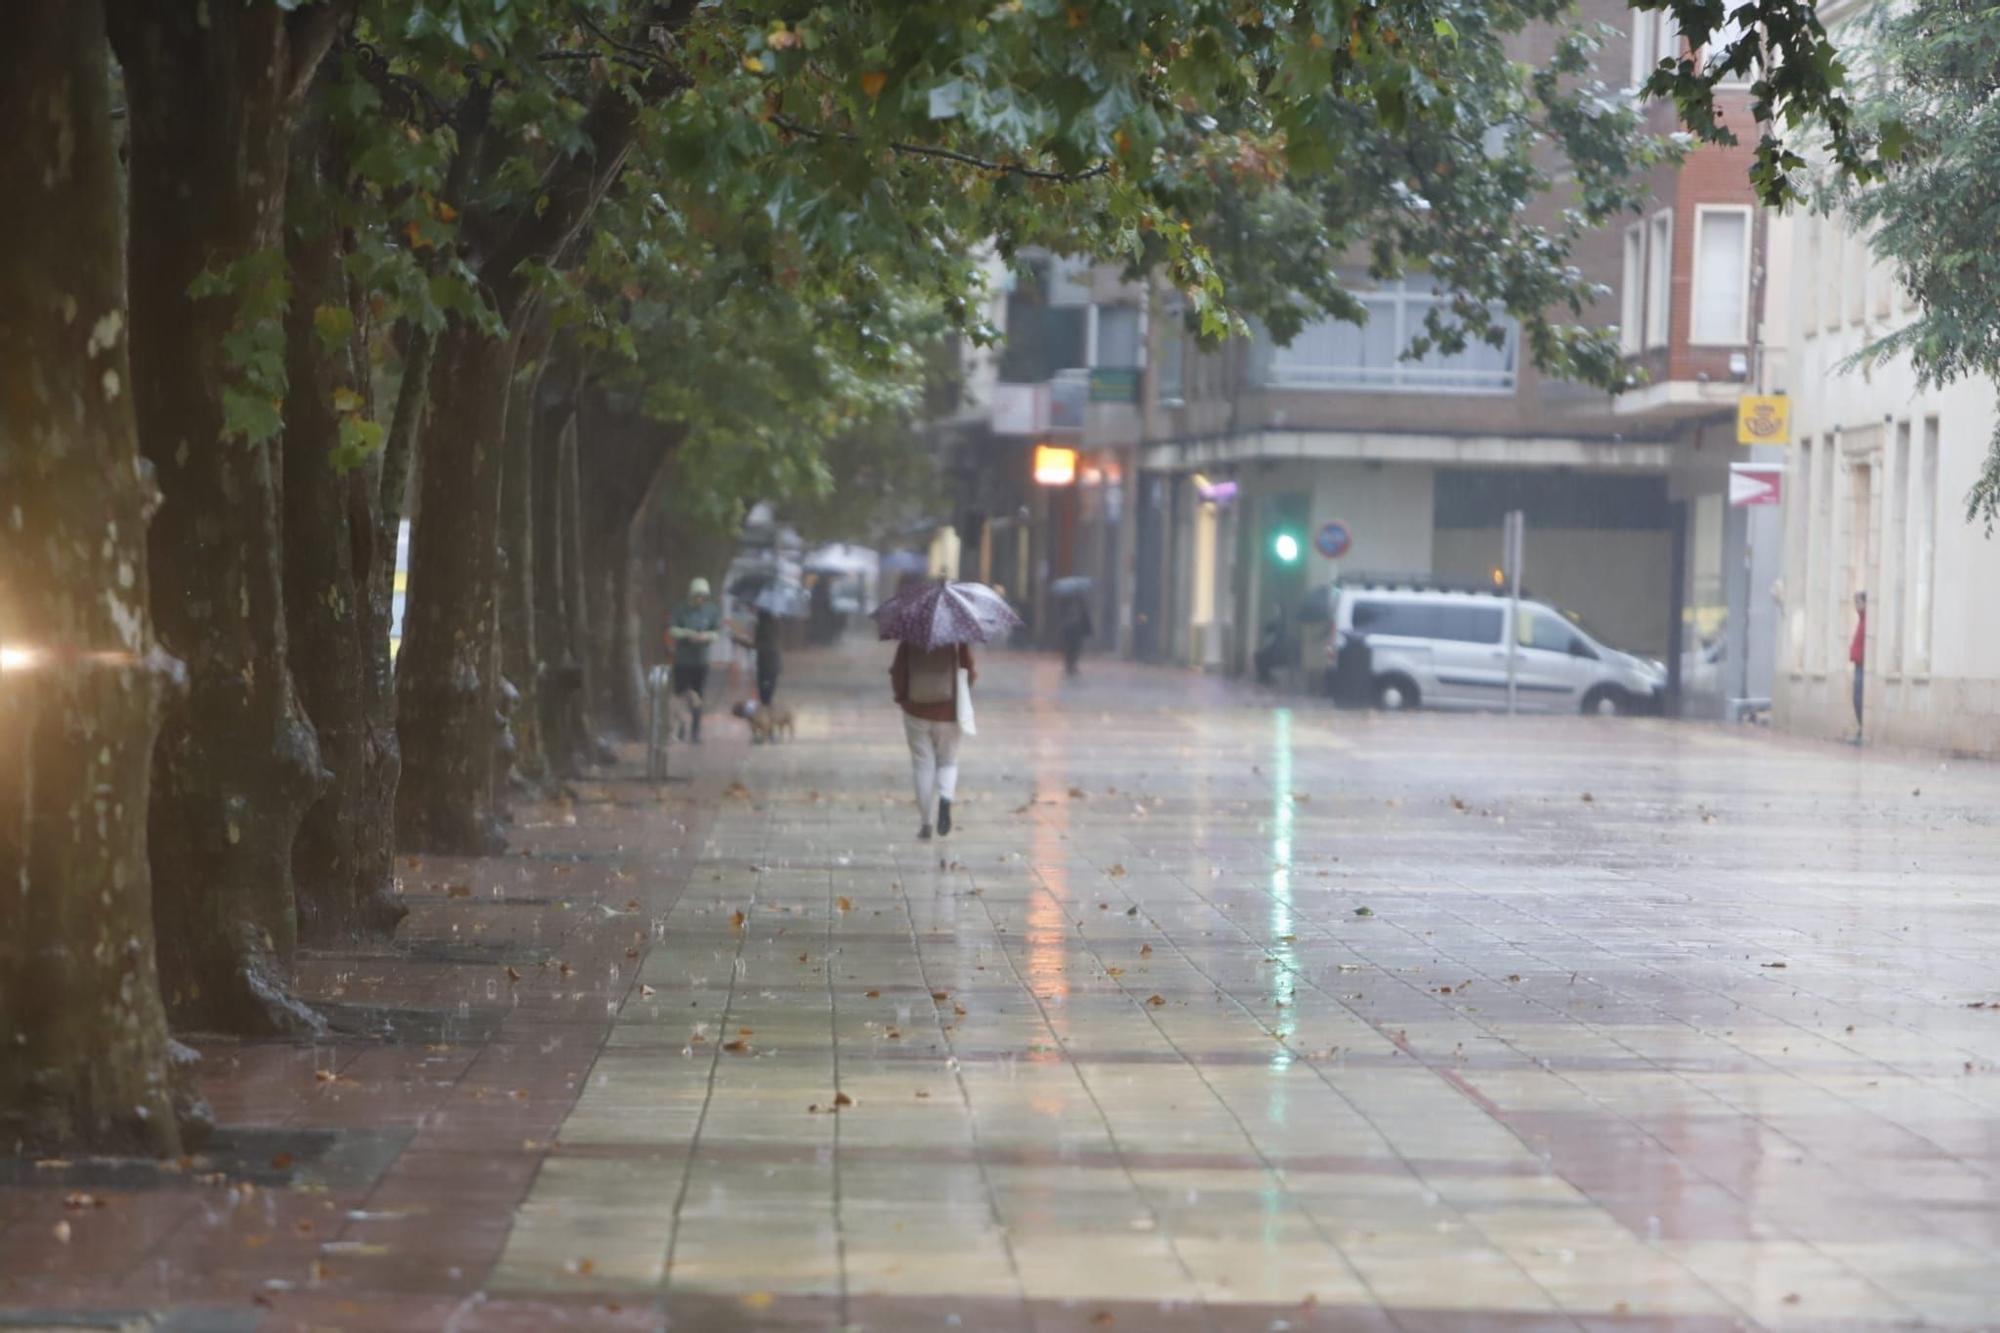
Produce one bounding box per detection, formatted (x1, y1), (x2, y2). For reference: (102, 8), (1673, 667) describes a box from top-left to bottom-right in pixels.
(1842, 0), (2000, 527)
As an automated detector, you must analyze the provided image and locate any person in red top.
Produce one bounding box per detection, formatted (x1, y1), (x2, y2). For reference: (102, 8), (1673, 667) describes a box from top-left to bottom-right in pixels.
(891, 641), (976, 840)
(1849, 590), (1867, 744)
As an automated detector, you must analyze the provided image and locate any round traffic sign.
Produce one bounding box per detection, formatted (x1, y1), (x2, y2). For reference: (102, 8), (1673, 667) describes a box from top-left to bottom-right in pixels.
(1314, 519), (1353, 559)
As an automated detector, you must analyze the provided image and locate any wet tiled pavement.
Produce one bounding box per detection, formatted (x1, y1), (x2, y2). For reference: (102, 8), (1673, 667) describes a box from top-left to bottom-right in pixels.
(6, 645), (2000, 1330)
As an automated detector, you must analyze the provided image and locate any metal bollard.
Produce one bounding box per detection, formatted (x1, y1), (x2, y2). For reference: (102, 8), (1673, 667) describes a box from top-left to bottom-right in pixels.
(645, 665), (673, 781)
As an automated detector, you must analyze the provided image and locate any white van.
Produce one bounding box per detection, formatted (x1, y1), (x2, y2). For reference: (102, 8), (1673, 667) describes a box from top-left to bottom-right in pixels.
(1326, 584), (1665, 715)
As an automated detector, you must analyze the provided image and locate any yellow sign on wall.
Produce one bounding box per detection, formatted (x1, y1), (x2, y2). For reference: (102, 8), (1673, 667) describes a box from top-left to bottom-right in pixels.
(1736, 394), (1791, 446)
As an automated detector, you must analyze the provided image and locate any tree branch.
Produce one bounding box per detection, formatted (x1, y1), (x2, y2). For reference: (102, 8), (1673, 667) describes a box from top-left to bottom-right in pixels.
(286, 0), (358, 105)
(769, 115), (1112, 182)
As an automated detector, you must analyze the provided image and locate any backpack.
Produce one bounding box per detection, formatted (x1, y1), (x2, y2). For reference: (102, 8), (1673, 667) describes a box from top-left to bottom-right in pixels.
(906, 646), (957, 705)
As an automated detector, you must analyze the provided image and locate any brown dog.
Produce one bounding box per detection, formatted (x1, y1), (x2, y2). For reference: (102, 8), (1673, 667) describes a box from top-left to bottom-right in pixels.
(731, 699), (795, 743)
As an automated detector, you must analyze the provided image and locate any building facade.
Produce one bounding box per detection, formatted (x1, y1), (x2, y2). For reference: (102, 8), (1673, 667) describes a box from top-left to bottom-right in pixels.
(1770, 3), (2000, 753)
(1120, 1), (1773, 703)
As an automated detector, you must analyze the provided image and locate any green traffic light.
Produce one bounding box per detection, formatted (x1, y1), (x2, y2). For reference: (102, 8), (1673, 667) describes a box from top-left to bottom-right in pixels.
(1272, 532), (1301, 564)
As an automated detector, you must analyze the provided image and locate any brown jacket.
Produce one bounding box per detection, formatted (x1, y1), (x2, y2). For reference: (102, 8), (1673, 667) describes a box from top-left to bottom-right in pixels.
(891, 643), (976, 722)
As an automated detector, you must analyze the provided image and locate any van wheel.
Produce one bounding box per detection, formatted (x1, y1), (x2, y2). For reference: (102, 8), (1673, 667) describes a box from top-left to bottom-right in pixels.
(1581, 686), (1627, 717)
(1374, 675), (1420, 711)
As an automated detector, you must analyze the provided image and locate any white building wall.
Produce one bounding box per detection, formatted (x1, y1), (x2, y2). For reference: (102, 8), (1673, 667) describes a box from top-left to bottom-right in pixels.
(1775, 206), (2000, 754)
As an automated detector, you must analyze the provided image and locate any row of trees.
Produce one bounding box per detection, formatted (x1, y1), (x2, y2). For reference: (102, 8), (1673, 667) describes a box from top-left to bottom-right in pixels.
(2, 0), (1865, 1156)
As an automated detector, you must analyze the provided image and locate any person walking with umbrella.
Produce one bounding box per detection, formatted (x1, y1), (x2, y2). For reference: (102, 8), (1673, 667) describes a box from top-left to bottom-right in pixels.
(873, 578), (1021, 841)
(1050, 575), (1093, 677)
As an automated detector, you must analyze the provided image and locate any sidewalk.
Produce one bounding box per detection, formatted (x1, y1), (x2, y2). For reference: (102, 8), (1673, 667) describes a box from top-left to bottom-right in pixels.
(1, 758), (717, 1331)
(6, 642), (2000, 1331)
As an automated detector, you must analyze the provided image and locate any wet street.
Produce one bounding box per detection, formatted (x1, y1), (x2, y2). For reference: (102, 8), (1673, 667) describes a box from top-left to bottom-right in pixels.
(8, 645), (2000, 1332)
(497, 646), (2000, 1330)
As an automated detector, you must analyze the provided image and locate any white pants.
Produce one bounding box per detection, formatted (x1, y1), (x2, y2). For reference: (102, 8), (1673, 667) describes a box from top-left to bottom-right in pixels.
(903, 714), (962, 820)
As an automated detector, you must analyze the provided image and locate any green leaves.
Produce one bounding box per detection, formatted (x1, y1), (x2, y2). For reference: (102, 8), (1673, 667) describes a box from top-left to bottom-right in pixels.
(1840, 0), (2000, 527)
(190, 248), (290, 446)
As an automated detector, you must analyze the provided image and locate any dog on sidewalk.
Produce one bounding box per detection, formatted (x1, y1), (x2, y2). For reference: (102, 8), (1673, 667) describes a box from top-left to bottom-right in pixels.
(730, 699), (795, 744)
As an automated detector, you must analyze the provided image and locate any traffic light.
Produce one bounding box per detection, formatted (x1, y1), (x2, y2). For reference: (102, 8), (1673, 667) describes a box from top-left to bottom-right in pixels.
(1271, 530), (1301, 565)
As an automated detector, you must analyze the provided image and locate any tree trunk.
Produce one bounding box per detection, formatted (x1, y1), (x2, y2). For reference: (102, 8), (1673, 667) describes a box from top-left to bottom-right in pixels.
(575, 394), (679, 742)
(0, 0), (211, 1156)
(532, 374), (586, 778)
(558, 418), (606, 762)
(109, 0), (340, 1035)
(281, 111), (406, 945)
(394, 321), (520, 852)
(498, 321), (555, 785)
(610, 531), (646, 736)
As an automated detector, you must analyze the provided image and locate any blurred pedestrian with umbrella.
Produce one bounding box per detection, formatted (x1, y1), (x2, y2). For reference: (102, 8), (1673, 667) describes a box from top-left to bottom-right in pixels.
(729, 581), (802, 709)
(873, 579), (1021, 841)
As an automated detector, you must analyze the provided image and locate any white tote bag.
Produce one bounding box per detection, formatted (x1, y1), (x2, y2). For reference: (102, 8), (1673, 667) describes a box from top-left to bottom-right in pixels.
(954, 666), (977, 736)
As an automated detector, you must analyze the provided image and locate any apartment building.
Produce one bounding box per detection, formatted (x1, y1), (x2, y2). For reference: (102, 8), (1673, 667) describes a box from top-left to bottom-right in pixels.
(945, 5), (1784, 709)
(1126, 2), (1772, 699)
(1770, 7), (2000, 752)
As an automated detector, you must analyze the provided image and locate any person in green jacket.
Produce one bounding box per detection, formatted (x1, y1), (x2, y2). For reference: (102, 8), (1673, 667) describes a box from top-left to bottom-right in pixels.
(668, 577), (721, 743)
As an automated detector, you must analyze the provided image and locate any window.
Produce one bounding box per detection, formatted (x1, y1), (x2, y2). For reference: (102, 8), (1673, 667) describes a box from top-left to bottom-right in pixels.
(1095, 303), (1141, 369)
(1155, 296), (1185, 402)
(1519, 610), (1581, 654)
(1845, 227), (1868, 325)
(1691, 206), (1751, 345)
(1620, 224), (1645, 355)
(1439, 606), (1506, 644)
(1790, 437), (1814, 667)
(1885, 420), (1910, 674)
(1261, 276), (1519, 393)
(1801, 214), (1821, 334)
(1629, 11), (1672, 89)
(1911, 416), (1938, 672)
(1351, 600), (1502, 644)
(1646, 211), (1674, 348)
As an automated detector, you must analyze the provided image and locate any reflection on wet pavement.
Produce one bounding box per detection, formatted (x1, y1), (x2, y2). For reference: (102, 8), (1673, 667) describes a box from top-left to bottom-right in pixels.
(491, 645), (2000, 1329)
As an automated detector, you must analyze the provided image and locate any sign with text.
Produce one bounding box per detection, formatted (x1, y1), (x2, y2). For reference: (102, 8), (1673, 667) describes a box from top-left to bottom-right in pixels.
(1728, 462), (1784, 507)
(1088, 367), (1140, 403)
(1735, 394), (1791, 446)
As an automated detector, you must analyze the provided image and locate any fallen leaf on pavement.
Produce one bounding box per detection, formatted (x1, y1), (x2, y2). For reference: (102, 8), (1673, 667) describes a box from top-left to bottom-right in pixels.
(725, 782), (752, 799)
(1139, 944), (1153, 957)
(504, 966), (522, 983)
(864, 989), (881, 998)
(833, 1091), (854, 1107)
(640, 984), (656, 998)
(931, 991), (949, 1001)
(1108, 864), (1128, 878)
(566, 1258), (596, 1276)
(1353, 906), (1374, 917)
(723, 1039), (750, 1054)
(1761, 961), (1787, 969)
(1146, 994), (1165, 1007)
(52, 1220), (71, 1243)
(1068, 786), (1086, 798)
(445, 883), (473, 898)
(837, 896), (853, 912)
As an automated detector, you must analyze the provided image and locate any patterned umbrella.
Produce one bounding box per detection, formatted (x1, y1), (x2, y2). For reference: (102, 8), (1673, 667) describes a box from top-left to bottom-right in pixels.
(870, 579), (1022, 650)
